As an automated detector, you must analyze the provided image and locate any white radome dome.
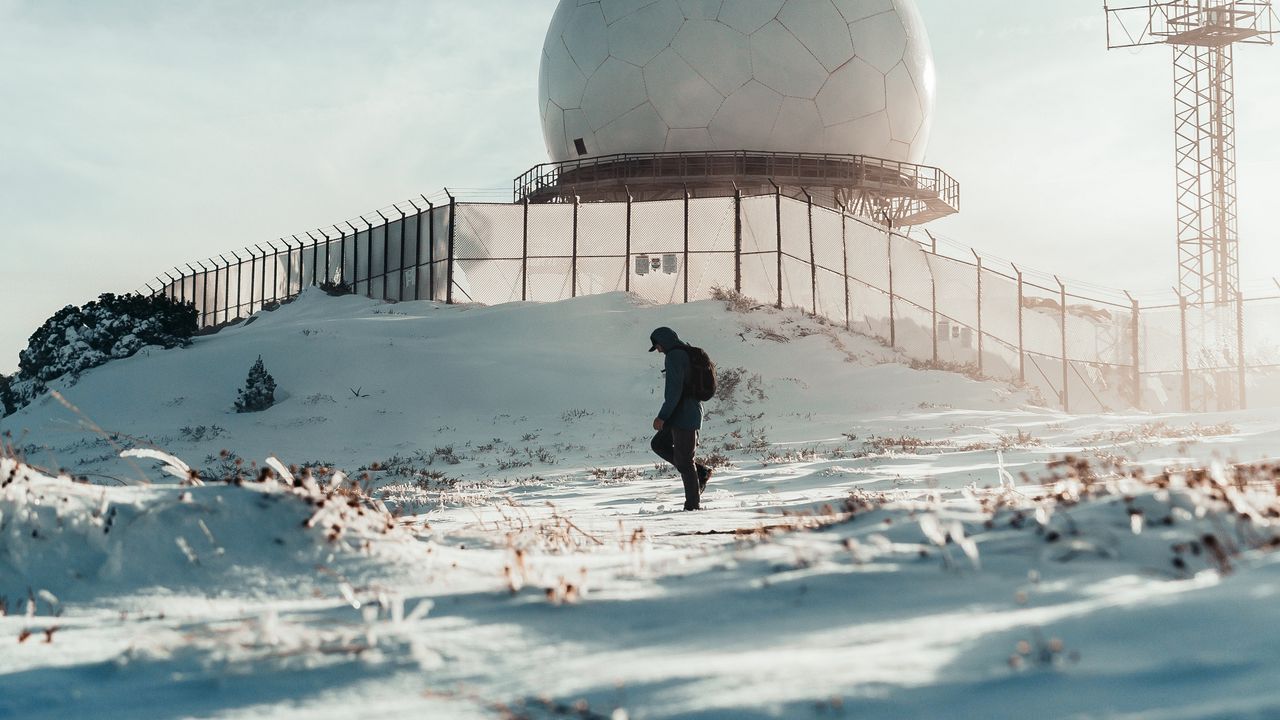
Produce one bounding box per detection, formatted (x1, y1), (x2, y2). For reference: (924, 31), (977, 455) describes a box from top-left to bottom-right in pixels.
(539, 0), (936, 165)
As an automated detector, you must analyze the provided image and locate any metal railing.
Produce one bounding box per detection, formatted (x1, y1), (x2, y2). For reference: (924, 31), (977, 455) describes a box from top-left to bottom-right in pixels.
(513, 150), (961, 223)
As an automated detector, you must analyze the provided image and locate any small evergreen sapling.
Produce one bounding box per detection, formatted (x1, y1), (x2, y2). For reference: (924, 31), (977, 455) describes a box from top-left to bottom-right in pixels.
(235, 356), (276, 413)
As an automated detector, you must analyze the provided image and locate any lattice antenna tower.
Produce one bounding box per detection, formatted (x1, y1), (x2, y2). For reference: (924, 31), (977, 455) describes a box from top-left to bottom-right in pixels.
(1105, 1), (1275, 305)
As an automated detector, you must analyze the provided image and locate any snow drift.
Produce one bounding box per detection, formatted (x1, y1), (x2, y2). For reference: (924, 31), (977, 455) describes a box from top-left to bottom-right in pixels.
(0, 455), (414, 604)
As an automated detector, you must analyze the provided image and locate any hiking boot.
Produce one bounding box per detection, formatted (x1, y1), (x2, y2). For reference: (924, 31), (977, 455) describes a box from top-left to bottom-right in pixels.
(697, 464), (712, 494)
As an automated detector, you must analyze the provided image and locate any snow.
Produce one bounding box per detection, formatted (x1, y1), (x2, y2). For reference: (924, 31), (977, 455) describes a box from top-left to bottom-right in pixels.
(3, 290), (1280, 719)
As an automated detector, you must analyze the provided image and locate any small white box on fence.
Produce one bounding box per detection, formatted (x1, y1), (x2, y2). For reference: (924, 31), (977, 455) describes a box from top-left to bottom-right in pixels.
(662, 254), (678, 275)
(959, 326), (973, 348)
(634, 255), (649, 276)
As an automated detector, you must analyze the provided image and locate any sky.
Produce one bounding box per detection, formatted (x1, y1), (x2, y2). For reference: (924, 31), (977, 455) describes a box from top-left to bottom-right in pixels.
(2, 0), (1279, 374)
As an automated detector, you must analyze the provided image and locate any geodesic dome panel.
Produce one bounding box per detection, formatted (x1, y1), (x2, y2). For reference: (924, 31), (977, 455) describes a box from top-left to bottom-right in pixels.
(539, 0), (936, 164)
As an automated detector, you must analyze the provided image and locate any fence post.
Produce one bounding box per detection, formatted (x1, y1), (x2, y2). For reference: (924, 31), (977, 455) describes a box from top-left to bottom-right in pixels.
(308, 232), (320, 288)
(1056, 276), (1069, 413)
(285, 238), (295, 297)
(211, 260), (222, 326)
(262, 243), (272, 305)
(839, 204), (850, 331)
(973, 249), (984, 376)
(333, 225), (346, 287)
(1178, 293), (1190, 412)
(265, 242), (276, 303)
(770, 179), (782, 309)
(733, 185), (742, 295)
(200, 260), (213, 322)
(274, 239), (287, 301)
(682, 186), (690, 303)
(522, 197), (530, 301)
(254, 246), (268, 309)
(887, 228), (896, 349)
(230, 253), (242, 319)
(249, 248), (262, 310)
(163, 272), (178, 302)
(245, 252), (259, 315)
(343, 223), (358, 296)
(231, 253), (242, 319)
(220, 252), (232, 319)
(186, 263), (199, 320)
(284, 238), (295, 297)
(225, 252), (235, 319)
(262, 245), (271, 305)
(292, 236), (307, 296)
(397, 207), (407, 301)
(931, 264), (938, 364)
(1237, 292), (1247, 411)
(376, 211), (390, 299)
(1125, 291), (1141, 410)
(291, 237), (302, 295)
(803, 188), (816, 316)
(446, 191), (456, 304)
(572, 193), (580, 299)
(322, 229), (332, 286)
(625, 186), (634, 294)
(362, 219), (375, 298)
(422, 198), (435, 301)
(1014, 264), (1025, 384)
(408, 203), (423, 301)
(373, 212), (389, 300)
(196, 262), (211, 326)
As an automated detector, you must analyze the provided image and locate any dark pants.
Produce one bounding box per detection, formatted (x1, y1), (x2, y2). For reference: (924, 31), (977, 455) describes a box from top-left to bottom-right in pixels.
(651, 427), (705, 510)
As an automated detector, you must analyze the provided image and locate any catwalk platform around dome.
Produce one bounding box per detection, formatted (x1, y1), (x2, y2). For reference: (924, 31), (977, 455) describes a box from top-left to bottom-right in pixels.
(514, 151), (960, 227)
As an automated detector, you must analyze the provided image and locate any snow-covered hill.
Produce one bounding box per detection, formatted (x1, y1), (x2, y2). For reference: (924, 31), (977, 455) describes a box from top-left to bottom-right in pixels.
(4, 291), (1280, 719)
(2, 290), (1021, 487)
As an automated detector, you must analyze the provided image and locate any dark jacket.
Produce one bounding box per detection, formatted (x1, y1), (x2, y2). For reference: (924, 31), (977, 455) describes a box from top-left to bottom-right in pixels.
(652, 327), (703, 430)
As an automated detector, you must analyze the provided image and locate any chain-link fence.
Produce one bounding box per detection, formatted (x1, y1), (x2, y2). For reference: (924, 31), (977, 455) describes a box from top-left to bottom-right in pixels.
(144, 189), (1280, 413)
(149, 197), (454, 327)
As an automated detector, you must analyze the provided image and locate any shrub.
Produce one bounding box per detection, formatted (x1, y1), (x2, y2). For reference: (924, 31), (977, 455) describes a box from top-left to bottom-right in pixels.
(2, 293), (196, 416)
(709, 286), (759, 313)
(234, 356), (277, 413)
(19, 294), (196, 382)
(319, 280), (354, 297)
(0, 374), (15, 417)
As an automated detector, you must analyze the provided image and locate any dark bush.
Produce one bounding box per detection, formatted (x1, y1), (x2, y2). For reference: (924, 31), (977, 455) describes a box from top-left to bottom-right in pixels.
(0, 374), (15, 417)
(2, 293), (197, 417)
(234, 356), (276, 413)
(319, 280), (354, 297)
(19, 293), (197, 381)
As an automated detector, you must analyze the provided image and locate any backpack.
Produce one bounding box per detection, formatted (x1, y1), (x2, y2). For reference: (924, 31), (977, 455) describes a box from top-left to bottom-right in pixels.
(677, 345), (717, 402)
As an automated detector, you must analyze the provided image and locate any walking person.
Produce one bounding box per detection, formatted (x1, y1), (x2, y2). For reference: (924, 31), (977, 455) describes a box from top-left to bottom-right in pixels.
(648, 326), (712, 511)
